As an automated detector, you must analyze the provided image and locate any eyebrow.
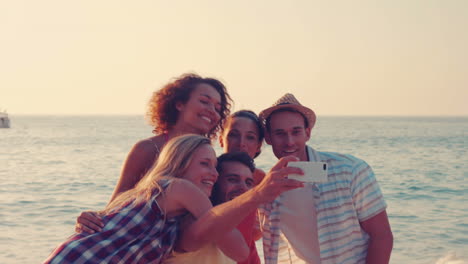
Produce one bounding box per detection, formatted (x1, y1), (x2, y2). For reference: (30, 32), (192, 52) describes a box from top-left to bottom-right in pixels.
(201, 157), (216, 165)
(200, 93), (219, 101)
(273, 126), (303, 132)
(200, 93), (221, 105)
(224, 173), (240, 178)
(229, 129), (258, 135)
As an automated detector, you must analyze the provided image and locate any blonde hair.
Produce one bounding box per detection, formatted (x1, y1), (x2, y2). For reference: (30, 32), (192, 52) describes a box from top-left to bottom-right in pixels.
(102, 134), (212, 214)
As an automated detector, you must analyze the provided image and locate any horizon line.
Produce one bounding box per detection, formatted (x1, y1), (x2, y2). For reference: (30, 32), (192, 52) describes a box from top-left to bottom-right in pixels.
(7, 113), (468, 118)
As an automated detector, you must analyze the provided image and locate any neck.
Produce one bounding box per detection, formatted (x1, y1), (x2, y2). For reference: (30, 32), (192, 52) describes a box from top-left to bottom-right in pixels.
(166, 126), (205, 140)
(296, 145), (309, 161)
(304, 145), (310, 161)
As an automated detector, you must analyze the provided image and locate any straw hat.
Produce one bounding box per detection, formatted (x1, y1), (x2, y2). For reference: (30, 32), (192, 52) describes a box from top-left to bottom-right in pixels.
(259, 93), (316, 129)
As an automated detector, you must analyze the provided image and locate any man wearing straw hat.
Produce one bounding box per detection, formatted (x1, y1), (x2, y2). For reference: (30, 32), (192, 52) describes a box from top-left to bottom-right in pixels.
(258, 93), (393, 264)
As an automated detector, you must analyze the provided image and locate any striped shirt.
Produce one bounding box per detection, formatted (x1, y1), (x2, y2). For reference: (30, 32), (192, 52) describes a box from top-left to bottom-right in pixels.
(258, 146), (387, 264)
(44, 180), (180, 264)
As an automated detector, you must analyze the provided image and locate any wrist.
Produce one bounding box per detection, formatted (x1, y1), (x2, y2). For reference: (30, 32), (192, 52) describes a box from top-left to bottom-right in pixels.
(246, 186), (264, 205)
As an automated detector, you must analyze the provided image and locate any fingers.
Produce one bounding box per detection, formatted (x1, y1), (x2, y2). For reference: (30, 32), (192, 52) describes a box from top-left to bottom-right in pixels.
(255, 178), (304, 203)
(75, 223), (100, 234)
(76, 211), (104, 233)
(82, 224), (100, 234)
(75, 224), (82, 233)
(280, 179), (304, 189)
(270, 156), (299, 171)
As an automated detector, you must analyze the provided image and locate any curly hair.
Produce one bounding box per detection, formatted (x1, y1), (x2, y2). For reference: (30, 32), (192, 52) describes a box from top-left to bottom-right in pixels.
(146, 73), (232, 139)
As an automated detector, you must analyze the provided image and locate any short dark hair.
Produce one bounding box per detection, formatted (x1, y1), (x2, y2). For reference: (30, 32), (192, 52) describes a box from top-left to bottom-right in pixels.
(216, 151), (255, 173)
(265, 107), (309, 132)
(212, 151), (256, 205)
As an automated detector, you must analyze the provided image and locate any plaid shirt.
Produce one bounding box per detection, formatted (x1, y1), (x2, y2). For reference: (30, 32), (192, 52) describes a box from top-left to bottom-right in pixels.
(44, 180), (180, 264)
(259, 146), (387, 264)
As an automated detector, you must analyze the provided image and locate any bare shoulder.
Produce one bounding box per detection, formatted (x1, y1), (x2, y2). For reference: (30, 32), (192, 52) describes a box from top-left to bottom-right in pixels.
(160, 178), (212, 218)
(166, 178), (203, 197)
(132, 136), (161, 155)
(172, 178), (212, 216)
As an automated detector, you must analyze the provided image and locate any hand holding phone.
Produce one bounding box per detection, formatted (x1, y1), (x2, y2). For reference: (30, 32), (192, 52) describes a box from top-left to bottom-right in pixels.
(287, 161), (328, 183)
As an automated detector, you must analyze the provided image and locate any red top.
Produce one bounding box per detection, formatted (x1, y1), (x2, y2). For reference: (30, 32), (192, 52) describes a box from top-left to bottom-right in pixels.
(236, 210), (260, 264)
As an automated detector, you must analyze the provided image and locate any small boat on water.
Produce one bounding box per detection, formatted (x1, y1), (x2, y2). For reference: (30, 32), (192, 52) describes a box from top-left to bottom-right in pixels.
(0, 111), (10, 128)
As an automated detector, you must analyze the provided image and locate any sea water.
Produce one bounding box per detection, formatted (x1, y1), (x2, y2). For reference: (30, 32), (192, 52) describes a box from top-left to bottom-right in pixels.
(0, 115), (467, 263)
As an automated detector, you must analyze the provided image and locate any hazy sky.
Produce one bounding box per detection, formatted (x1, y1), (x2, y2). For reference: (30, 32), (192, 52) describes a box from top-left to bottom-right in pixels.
(2, 0), (467, 116)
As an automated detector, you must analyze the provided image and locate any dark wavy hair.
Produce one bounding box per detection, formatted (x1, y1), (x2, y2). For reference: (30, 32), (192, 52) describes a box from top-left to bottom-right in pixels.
(146, 73), (232, 139)
(221, 110), (264, 158)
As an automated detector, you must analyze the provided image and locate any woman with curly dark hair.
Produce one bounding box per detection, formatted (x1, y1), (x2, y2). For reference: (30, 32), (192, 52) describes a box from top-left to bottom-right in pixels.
(75, 73), (232, 233)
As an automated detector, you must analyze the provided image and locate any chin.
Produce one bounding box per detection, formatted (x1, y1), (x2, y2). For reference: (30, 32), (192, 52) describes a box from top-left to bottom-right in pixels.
(283, 152), (298, 157)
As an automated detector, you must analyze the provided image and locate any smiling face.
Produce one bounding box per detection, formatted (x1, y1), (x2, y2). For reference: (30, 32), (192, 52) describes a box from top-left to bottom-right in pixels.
(183, 144), (219, 196)
(212, 161), (254, 203)
(220, 116), (262, 159)
(176, 83), (222, 135)
(265, 111), (311, 161)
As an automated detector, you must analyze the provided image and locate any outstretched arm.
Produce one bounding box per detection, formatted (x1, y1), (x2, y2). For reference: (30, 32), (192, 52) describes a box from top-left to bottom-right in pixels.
(170, 179), (249, 261)
(215, 229), (249, 262)
(179, 156), (304, 252)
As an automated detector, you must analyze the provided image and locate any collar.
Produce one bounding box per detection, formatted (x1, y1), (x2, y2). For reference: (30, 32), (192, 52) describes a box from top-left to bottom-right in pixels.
(306, 145), (321, 162)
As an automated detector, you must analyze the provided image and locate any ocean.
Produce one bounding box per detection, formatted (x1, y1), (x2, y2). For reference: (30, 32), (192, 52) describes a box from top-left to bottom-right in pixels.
(1, 115), (467, 264)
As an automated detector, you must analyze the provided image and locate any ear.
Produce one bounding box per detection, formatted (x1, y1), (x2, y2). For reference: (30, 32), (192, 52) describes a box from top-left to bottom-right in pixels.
(305, 127), (311, 141)
(219, 134), (225, 148)
(175, 101), (185, 112)
(256, 141), (262, 153)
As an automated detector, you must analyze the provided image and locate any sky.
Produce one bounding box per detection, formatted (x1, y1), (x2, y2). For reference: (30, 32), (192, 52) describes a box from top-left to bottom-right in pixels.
(1, 0), (467, 116)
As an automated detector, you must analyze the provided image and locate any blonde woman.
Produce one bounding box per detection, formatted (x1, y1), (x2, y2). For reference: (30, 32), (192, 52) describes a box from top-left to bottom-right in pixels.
(45, 135), (304, 263)
(76, 73), (232, 233)
(44, 135), (229, 263)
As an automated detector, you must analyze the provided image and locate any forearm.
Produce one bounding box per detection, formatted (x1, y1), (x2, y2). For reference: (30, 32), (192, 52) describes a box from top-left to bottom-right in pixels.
(365, 232), (393, 264)
(181, 156), (303, 251)
(181, 188), (260, 250)
(216, 229), (249, 262)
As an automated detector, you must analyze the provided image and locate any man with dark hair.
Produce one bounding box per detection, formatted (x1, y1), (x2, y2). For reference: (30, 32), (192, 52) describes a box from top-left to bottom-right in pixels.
(258, 93), (393, 264)
(211, 151), (262, 264)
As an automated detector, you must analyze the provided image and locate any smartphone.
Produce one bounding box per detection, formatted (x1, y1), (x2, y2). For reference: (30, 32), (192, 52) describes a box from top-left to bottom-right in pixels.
(287, 161), (328, 183)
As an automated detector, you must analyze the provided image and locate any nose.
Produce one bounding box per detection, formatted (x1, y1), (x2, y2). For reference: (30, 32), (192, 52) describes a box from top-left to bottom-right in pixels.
(240, 136), (247, 148)
(211, 167), (219, 180)
(285, 134), (294, 146)
(206, 102), (220, 117)
(237, 182), (248, 193)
